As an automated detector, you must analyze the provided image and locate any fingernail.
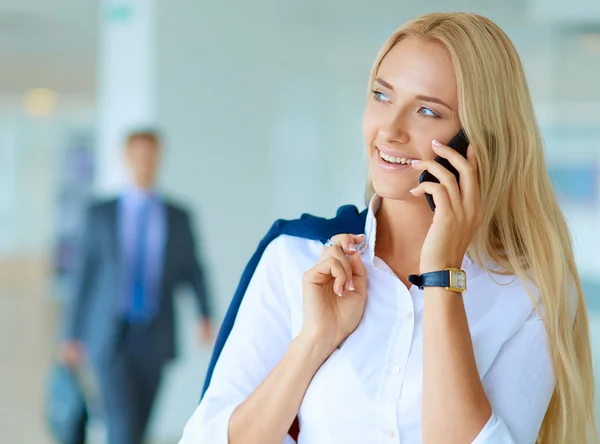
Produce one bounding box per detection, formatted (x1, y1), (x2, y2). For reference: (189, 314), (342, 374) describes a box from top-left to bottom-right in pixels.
(432, 139), (443, 147)
(349, 243), (356, 252)
(338, 290), (343, 297)
(411, 159), (420, 164)
(349, 280), (355, 291)
(410, 188), (417, 194)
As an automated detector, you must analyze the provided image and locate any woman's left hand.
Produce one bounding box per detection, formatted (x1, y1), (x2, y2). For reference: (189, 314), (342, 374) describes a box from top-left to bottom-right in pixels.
(410, 140), (484, 274)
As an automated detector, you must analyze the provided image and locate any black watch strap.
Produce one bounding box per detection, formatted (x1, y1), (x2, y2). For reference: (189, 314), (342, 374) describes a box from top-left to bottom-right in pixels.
(408, 270), (450, 290)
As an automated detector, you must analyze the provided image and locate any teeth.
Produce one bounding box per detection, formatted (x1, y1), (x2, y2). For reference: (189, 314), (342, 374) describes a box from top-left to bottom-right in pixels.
(379, 150), (415, 164)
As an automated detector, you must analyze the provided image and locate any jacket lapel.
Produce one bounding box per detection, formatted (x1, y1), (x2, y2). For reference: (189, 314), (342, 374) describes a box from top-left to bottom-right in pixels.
(159, 202), (174, 295)
(105, 199), (121, 265)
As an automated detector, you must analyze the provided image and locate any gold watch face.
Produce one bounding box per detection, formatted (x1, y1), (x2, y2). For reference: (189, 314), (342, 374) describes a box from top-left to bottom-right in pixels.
(447, 268), (467, 292)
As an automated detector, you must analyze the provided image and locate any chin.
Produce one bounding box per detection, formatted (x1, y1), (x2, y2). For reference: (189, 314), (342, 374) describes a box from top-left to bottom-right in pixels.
(370, 171), (419, 202)
(372, 184), (414, 201)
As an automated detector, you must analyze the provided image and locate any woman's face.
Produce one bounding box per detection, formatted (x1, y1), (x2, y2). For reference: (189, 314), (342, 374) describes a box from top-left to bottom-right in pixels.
(363, 37), (461, 201)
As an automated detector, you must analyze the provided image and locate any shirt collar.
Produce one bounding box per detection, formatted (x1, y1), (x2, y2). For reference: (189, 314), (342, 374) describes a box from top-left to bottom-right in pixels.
(122, 185), (160, 206)
(361, 194), (474, 269)
(361, 194), (382, 263)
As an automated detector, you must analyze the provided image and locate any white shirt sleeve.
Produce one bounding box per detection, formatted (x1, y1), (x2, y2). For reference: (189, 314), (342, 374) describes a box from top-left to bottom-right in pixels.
(179, 237), (297, 444)
(472, 310), (555, 444)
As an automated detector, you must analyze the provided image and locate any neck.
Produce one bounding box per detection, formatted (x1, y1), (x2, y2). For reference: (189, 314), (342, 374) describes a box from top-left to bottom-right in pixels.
(132, 179), (154, 191)
(375, 197), (434, 277)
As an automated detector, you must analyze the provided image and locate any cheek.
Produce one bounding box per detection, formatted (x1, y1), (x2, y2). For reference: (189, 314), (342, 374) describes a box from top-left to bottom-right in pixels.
(417, 143), (437, 161)
(362, 107), (378, 146)
(413, 132), (450, 161)
(416, 126), (461, 160)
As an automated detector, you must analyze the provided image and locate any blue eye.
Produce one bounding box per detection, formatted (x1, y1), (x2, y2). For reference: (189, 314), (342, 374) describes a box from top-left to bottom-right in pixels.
(372, 90), (390, 103)
(418, 107), (439, 118)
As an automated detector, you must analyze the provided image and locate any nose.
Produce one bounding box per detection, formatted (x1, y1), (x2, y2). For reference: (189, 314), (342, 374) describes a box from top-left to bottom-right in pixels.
(379, 108), (409, 144)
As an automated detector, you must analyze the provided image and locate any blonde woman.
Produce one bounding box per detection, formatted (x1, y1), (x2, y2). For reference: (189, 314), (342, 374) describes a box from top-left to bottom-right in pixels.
(180, 12), (597, 444)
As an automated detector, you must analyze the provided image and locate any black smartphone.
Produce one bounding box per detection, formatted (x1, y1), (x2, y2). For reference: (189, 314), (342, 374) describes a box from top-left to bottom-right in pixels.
(419, 129), (469, 211)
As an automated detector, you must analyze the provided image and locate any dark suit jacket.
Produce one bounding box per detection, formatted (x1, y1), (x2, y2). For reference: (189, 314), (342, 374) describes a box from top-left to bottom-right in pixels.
(64, 197), (211, 368)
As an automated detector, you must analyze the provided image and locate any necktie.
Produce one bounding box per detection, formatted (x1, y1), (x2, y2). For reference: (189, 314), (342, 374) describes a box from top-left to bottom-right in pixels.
(131, 200), (150, 321)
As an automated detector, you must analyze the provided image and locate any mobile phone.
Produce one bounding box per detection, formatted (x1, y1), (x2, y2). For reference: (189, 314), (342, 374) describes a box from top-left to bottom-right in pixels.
(419, 129), (469, 212)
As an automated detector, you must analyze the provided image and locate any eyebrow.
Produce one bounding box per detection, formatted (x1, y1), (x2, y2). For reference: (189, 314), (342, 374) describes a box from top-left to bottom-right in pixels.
(373, 77), (455, 112)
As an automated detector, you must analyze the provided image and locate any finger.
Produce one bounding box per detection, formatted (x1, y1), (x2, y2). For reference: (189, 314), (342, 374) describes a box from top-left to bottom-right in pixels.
(348, 247), (367, 279)
(310, 257), (348, 296)
(462, 143), (482, 212)
(329, 258), (349, 296)
(321, 241), (363, 291)
(309, 258), (345, 294)
(328, 234), (356, 254)
(431, 139), (472, 175)
(410, 182), (452, 215)
(318, 243), (346, 264)
(432, 140), (480, 210)
(466, 143), (478, 170)
(329, 233), (366, 254)
(411, 159), (461, 214)
(327, 245), (354, 288)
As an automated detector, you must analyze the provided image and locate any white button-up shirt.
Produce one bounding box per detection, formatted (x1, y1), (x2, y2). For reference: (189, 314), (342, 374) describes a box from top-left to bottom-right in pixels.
(180, 197), (555, 443)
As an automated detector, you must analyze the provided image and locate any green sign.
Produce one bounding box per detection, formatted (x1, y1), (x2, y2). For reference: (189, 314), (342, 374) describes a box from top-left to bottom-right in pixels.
(107, 3), (133, 23)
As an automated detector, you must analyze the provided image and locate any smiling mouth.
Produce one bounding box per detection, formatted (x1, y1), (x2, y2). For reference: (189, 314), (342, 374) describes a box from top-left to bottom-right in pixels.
(376, 147), (419, 165)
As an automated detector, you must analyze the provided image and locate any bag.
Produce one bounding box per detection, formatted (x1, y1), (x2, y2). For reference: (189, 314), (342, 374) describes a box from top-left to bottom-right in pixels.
(45, 363), (87, 444)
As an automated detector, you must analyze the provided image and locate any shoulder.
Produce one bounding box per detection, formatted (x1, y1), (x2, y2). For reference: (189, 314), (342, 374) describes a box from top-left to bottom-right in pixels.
(265, 204), (367, 245)
(162, 197), (194, 220)
(86, 197), (117, 217)
(255, 203), (367, 275)
(263, 234), (323, 268)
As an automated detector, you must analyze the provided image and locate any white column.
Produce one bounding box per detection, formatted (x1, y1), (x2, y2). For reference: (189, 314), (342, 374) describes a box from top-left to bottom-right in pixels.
(96, 0), (157, 194)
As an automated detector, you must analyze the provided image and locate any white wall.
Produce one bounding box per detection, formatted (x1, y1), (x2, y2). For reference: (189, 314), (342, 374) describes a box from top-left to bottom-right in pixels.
(151, 4), (368, 439)
(0, 95), (96, 256)
(96, 0), (159, 194)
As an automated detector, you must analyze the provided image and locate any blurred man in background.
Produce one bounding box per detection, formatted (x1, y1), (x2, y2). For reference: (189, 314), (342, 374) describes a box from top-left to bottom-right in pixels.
(60, 129), (213, 444)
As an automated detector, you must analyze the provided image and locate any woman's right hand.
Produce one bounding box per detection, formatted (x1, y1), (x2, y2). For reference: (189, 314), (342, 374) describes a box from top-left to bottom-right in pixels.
(300, 234), (368, 354)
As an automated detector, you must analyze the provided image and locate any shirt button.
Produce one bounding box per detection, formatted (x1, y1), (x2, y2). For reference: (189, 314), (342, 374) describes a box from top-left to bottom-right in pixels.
(391, 365), (401, 375)
(386, 429), (395, 438)
(405, 311), (413, 320)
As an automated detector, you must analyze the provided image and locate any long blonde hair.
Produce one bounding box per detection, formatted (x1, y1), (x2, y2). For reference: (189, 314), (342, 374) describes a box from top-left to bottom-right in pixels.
(366, 13), (597, 443)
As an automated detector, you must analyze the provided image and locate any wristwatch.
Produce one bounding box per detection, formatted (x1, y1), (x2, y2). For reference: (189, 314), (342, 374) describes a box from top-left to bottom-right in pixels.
(408, 268), (467, 293)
